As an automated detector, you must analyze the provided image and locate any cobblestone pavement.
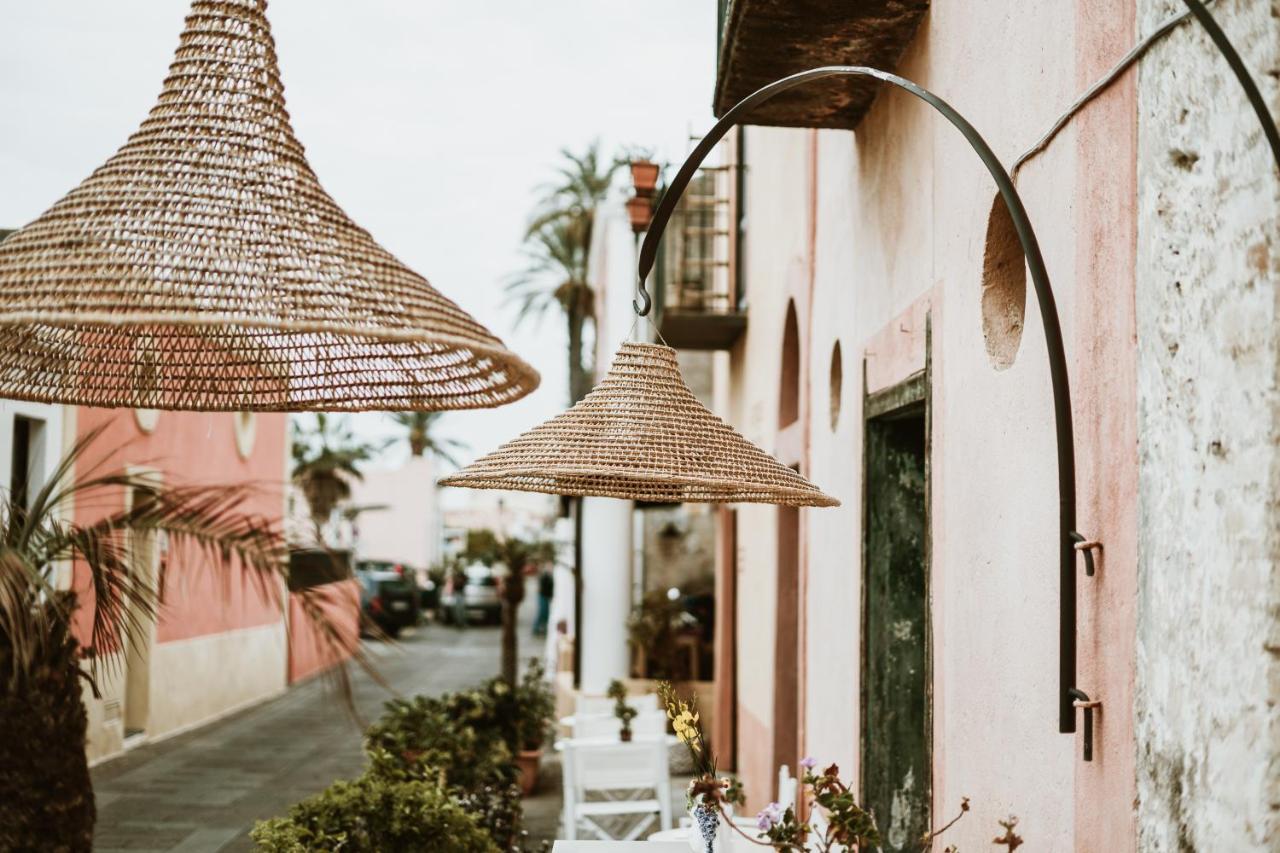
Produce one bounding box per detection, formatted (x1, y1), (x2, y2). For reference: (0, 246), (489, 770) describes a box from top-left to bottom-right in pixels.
(91, 603), (562, 852)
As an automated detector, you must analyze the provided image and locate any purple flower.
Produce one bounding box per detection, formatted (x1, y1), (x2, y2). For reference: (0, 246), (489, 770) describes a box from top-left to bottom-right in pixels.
(756, 801), (784, 831)
(799, 756), (818, 770)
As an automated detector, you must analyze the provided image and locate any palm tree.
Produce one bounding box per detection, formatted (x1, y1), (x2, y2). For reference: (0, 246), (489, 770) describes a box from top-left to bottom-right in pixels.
(489, 537), (556, 686)
(387, 412), (468, 467)
(291, 414), (383, 524)
(508, 141), (622, 406)
(0, 426), (301, 848)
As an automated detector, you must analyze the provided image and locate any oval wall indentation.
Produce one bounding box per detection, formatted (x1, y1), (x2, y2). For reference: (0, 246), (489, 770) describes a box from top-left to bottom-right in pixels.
(981, 194), (1027, 371)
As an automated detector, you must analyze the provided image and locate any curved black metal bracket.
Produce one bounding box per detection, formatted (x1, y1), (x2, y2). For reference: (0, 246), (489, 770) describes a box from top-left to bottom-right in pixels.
(637, 65), (1083, 735)
(635, 13), (1280, 745)
(1182, 0), (1280, 174)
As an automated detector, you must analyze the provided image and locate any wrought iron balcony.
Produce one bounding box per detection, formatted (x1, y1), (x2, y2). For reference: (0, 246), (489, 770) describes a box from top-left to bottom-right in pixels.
(653, 160), (746, 351)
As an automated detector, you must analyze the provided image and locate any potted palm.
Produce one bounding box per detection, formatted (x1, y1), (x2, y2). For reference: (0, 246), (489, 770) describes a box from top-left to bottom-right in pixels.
(0, 426), (334, 849)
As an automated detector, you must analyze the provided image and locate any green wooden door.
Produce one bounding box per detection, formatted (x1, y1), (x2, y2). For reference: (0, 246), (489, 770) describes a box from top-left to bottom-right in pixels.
(862, 405), (930, 851)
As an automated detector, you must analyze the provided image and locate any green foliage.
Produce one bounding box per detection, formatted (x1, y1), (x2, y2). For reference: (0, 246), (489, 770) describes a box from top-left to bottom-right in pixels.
(628, 587), (708, 680)
(250, 774), (497, 853)
(607, 678), (637, 734)
(387, 411), (467, 465)
(0, 597), (94, 852)
(0, 425), (301, 849)
(509, 141), (624, 405)
(513, 658), (556, 751)
(365, 693), (515, 792)
(463, 528), (501, 566)
(264, 662), (557, 851)
(290, 414), (385, 522)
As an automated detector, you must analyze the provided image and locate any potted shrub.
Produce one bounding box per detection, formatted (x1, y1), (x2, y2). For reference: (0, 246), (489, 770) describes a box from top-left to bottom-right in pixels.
(251, 773), (497, 852)
(608, 679), (638, 741)
(512, 659), (555, 796)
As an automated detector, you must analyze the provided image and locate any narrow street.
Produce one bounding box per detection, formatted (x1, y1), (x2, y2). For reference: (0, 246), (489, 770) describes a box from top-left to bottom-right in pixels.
(91, 599), (559, 852)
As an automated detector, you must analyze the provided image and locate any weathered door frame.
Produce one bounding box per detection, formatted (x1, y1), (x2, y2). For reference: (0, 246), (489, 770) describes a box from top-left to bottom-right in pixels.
(858, 316), (933, 838)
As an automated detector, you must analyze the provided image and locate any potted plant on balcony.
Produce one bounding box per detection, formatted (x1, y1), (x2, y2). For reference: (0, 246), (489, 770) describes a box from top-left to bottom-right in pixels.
(629, 154), (661, 198)
(607, 679), (638, 741)
(512, 658), (555, 796)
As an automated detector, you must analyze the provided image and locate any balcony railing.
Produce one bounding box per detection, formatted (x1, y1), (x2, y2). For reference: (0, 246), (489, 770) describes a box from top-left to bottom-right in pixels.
(654, 148), (746, 351)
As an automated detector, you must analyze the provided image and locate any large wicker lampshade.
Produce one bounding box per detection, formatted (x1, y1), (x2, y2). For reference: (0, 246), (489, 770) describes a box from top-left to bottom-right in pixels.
(0, 0), (537, 412)
(440, 342), (838, 507)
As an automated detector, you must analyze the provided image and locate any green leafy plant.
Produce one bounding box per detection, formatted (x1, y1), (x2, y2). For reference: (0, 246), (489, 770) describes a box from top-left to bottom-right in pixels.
(514, 658), (556, 752)
(509, 141), (622, 406)
(628, 587), (707, 680)
(745, 763), (975, 853)
(290, 413), (385, 523)
(365, 693), (515, 792)
(251, 773), (498, 852)
(387, 411), (468, 465)
(607, 678), (637, 740)
(0, 426), (327, 850)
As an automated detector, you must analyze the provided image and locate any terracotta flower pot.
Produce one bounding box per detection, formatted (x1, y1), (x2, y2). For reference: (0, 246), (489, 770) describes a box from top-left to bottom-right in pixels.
(515, 749), (541, 796)
(630, 160), (660, 196)
(620, 728), (633, 742)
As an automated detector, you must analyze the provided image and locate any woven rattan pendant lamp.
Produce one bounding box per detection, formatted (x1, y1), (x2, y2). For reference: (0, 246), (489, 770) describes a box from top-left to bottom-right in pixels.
(0, 0), (537, 412)
(440, 341), (837, 507)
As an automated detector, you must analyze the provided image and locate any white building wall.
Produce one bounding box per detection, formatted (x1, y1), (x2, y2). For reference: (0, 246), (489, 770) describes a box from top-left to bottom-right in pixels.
(350, 455), (438, 569)
(1134, 1), (1280, 849)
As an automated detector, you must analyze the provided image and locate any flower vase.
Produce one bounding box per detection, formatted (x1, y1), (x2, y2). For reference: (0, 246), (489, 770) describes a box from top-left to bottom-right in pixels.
(686, 798), (733, 853)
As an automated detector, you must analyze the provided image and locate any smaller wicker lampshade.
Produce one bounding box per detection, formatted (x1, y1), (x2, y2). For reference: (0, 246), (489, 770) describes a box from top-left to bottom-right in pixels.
(440, 342), (838, 507)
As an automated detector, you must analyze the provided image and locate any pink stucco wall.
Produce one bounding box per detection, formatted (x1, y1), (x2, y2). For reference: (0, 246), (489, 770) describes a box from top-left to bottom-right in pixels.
(71, 409), (289, 650)
(287, 580), (360, 683)
(1071, 0), (1139, 849)
(730, 0), (1142, 847)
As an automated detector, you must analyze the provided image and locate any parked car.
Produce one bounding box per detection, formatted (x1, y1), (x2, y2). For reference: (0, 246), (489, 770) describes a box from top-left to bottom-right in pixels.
(355, 564), (419, 638)
(441, 562), (502, 625)
(359, 559), (439, 614)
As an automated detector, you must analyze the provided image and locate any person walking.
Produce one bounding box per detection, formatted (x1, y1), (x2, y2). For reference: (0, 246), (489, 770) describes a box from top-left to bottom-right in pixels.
(444, 563), (468, 629)
(532, 568), (553, 637)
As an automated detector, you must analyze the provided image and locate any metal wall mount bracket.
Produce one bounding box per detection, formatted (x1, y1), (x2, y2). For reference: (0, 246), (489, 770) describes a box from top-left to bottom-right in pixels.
(1069, 689), (1101, 761)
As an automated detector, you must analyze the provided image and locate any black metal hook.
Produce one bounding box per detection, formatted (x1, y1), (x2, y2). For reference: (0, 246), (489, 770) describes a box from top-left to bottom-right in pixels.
(633, 276), (652, 317)
(1069, 688), (1099, 761)
(1070, 532), (1101, 577)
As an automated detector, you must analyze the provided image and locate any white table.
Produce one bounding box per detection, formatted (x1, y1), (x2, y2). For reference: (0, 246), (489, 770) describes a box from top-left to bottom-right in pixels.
(553, 843), (686, 852)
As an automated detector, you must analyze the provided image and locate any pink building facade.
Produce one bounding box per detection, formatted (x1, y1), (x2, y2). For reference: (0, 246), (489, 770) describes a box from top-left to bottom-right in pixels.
(654, 1), (1278, 850)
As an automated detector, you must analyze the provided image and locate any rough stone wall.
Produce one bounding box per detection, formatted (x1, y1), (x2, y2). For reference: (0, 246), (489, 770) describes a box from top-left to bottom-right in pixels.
(1135, 1), (1279, 850)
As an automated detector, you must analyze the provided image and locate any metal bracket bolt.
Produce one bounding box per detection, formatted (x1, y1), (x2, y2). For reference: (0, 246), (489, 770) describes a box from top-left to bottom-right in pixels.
(1069, 688), (1101, 761)
(1071, 534), (1102, 577)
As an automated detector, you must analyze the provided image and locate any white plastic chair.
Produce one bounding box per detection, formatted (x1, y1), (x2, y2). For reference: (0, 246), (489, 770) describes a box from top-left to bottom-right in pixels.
(560, 737), (673, 841)
(573, 709), (668, 740)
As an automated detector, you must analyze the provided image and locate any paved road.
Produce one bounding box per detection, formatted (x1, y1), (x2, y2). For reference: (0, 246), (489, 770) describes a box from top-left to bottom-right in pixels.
(91, 601), (560, 852)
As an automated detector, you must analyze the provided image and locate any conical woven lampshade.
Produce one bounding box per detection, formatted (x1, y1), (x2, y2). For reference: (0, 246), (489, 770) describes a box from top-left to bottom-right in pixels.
(0, 0), (537, 412)
(440, 342), (838, 507)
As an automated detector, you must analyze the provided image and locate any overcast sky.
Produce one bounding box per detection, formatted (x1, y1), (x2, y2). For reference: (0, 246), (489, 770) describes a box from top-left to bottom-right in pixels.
(0, 1), (716, 479)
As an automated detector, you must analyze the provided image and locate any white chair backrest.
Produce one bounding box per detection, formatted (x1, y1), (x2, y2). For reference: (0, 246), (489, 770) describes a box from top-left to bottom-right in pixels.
(777, 764), (798, 811)
(575, 695), (614, 717)
(566, 738), (670, 794)
(575, 691), (659, 717)
(572, 709), (667, 740)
